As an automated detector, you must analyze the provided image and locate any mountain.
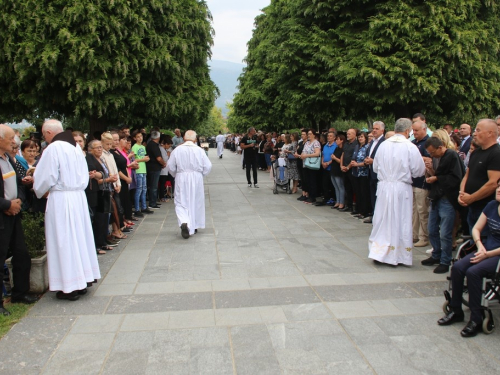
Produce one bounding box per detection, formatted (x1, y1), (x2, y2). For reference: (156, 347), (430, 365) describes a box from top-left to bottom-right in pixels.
(209, 60), (245, 116)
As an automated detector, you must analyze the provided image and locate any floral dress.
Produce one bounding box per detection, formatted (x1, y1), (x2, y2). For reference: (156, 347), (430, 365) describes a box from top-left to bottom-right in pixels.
(281, 142), (299, 180)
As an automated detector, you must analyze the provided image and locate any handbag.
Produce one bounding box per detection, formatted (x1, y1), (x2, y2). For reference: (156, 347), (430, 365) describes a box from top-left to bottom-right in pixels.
(304, 153), (321, 170)
(287, 153), (296, 160)
(97, 190), (112, 213)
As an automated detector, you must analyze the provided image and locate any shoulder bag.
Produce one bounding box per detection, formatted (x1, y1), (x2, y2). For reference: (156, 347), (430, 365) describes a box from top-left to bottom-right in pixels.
(304, 153), (321, 170)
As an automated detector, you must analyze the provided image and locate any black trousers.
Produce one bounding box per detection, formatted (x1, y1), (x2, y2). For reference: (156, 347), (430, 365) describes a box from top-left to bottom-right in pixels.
(119, 180), (133, 220)
(344, 172), (355, 208)
(353, 175), (371, 216)
(321, 169), (334, 202)
(245, 159), (258, 184)
(302, 167), (318, 200)
(0, 213), (31, 303)
(91, 207), (108, 247)
(369, 178), (378, 214)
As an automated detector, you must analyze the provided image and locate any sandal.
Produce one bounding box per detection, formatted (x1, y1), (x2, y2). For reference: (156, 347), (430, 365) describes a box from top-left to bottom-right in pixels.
(112, 233), (128, 239)
(97, 249), (107, 255)
(101, 246), (114, 251)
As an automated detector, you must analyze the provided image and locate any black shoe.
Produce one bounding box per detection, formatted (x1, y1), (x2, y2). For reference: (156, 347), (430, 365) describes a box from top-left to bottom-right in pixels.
(78, 288), (88, 295)
(338, 207), (351, 212)
(297, 196), (307, 201)
(195, 229), (198, 234)
(10, 294), (39, 304)
(461, 321), (481, 337)
(106, 241), (119, 247)
(0, 307), (11, 316)
(421, 256), (440, 266)
(134, 211), (144, 217)
(122, 228), (132, 233)
(141, 209), (154, 214)
(56, 291), (80, 301)
(181, 223), (190, 239)
(254, 184), (259, 188)
(363, 217), (373, 224)
(148, 205), (160, 209)
(433, 264), (450, 274)
(305, 198), (316, 204)
(350, 211), (359, 216)
(314, 201), (326, 206)
(438, 310), (465, 326)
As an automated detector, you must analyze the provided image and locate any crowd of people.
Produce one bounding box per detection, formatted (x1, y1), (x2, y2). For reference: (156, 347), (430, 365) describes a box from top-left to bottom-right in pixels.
(1, 121), (209, 311)
(220, 115), (500, 338)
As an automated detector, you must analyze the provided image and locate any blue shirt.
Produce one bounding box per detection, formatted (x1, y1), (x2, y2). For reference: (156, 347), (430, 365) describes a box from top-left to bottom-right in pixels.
(322, 142), (337, 171)
(482, 200), (500, 251)
(352, 144), (369, 177)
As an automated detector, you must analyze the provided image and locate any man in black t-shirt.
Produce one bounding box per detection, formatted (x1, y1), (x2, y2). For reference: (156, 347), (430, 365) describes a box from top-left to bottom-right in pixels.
(460, 119), (500, 232)
(146, 131), (166, 208)
(240, 127), (259, 188)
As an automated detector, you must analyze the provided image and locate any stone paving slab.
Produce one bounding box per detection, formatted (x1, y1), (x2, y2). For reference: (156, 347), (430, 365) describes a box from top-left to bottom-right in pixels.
(2, 150), (500, 374)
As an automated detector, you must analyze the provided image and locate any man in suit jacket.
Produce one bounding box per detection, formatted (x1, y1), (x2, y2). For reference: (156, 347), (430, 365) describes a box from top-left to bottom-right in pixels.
(459, 123), (472, 156)
(0, 125), (38, 316)
(363, 121), (386, 224)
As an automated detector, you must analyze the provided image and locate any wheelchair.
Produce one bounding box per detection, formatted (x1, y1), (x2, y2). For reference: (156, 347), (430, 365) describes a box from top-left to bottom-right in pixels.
(442, 238), (500, 334)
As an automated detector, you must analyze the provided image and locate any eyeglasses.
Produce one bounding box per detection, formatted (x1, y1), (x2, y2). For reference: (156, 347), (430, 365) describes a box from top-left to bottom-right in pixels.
(92, 146), (103, 150)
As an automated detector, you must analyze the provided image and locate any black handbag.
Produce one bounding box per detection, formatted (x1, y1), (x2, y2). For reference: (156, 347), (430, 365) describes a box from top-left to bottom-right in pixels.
(97, 190), (112, 213)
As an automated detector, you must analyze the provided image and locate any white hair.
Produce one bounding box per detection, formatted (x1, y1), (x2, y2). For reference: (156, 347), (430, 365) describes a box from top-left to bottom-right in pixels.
(394, 118), (412, 133)
(184, 130), (197, 141)
(43, 119), (64, 134)
(0, 124), (9, 139)
(373, 121), (385, 130)
(151, 131), (161, 139)
(14, 135), (21, 146)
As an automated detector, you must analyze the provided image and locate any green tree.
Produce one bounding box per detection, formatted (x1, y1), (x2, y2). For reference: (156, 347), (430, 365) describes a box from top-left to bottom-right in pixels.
(233, 0), (500, 127)
(0, 0), (217, 133)
(196, 106), (225, 136)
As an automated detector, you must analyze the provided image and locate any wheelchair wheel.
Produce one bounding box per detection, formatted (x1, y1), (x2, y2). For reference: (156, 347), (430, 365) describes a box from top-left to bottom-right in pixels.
(442, 301), (452, 314)
(273, 187), (278, 194)
(482, 310), (495, 334)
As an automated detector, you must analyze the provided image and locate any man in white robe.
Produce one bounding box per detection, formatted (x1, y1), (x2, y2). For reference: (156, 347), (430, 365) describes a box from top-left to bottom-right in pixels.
(216, 131), (225, 158)
(368, 118), (426, 266)
(34, 120), (100, 300)
(168, 130), (212, 239)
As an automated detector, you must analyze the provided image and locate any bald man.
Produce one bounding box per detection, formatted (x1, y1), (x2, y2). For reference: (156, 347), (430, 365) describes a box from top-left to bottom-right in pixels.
(459, 124), (472, 156)
(0, 125), (37, 315)
(459, 119), (500, 233)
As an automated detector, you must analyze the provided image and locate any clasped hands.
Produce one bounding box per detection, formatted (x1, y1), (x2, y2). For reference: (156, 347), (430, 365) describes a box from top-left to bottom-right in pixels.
(4, 198), (21, 216)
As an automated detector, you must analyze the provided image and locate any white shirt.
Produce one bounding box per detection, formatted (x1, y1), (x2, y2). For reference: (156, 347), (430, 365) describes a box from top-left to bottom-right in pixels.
(369, 135), (384, 157)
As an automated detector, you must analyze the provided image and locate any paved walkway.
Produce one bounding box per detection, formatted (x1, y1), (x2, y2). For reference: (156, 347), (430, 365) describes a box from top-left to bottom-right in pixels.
(1, 150), (500, 374)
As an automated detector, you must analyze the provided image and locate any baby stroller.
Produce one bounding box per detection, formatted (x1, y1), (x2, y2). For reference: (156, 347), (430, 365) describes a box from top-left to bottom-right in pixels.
(272, 157), (291, 194)
(442, 238), (500, 334)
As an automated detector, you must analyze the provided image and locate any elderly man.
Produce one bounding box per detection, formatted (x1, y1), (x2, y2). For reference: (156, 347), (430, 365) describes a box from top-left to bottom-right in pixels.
(459, 119), (500, 233)
(411, 121), (432, 247)
(459, 124), (472, 156)
(216, 131), (225, 159)
(172, 128), (183, 149)
(34, 120), (100, 300)
(168, 130), (212, 239)
(0, 125), (37, 315)
(421, 137), (464, 273)
(368, 118), (426, 266)
(363, 121), (386, 223)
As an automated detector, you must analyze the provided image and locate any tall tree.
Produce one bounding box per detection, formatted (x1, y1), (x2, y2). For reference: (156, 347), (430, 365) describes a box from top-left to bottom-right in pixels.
(232, 0), (500, 127)
(0, 0), (217, 132)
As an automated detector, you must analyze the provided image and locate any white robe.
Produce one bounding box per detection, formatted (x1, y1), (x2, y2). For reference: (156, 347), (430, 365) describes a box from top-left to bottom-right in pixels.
(368, 134), (426, 265)
(216, 134), (225, 157)
(167, 141), (212, 234)
(34, 141), (101, 292)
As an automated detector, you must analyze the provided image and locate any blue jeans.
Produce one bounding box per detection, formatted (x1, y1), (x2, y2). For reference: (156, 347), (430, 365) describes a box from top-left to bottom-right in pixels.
(265, 153), (272, 167)
(134, 173), (147, 211)
(148, 170), (161, 206)
(428, 198), (455, 266)
(330, 175), (345, 205)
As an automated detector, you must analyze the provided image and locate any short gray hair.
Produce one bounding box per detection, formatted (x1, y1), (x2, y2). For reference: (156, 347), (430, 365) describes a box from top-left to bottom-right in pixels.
(247, 127), (255, 133)
(372, 121), (385, 130)
(495, 115), (500, 121)
(394, 118), (412, 133)
(14, 135), (21, 147)
(151, 131), (161, 140)
(184, 130), (197, 141)
(88, 140), (101, 150)
(43, 119), (64, 134)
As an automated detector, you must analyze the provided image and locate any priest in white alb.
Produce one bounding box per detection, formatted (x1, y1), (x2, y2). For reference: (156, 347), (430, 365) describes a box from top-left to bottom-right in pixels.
(168, 130), (212, 239)
(33, 120), (100, 300)
(216, 131), (225, 158)
(368, 118), (426, 266)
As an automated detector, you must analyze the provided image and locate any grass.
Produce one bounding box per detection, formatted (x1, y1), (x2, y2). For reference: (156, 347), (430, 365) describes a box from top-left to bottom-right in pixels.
(0, 301), (33, 339)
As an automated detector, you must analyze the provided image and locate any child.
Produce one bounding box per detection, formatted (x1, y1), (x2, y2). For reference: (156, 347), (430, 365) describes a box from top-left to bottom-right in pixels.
(131, 131), (152, 216)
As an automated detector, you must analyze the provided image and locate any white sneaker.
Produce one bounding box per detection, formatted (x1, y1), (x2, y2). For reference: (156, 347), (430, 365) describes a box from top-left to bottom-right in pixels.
(254, 184), (259, 188)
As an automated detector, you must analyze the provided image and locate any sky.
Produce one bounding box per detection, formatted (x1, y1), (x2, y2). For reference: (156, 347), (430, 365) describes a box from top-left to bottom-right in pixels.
(205, 0), (270, 64)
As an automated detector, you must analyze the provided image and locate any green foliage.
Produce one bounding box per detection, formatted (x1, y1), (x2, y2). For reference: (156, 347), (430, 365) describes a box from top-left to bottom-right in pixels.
(0, 0), (218, 132)
(0, 303), (32, 339)
(21, 126), (36, 139)
(230, 0), (500, 129)
(195, 106), (225, 136)
(21, 213), (46, 259)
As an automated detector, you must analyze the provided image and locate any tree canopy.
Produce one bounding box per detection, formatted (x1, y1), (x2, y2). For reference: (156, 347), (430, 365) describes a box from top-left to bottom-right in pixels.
(230, 0), (500, 132)
(0, 0), (218, 132)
